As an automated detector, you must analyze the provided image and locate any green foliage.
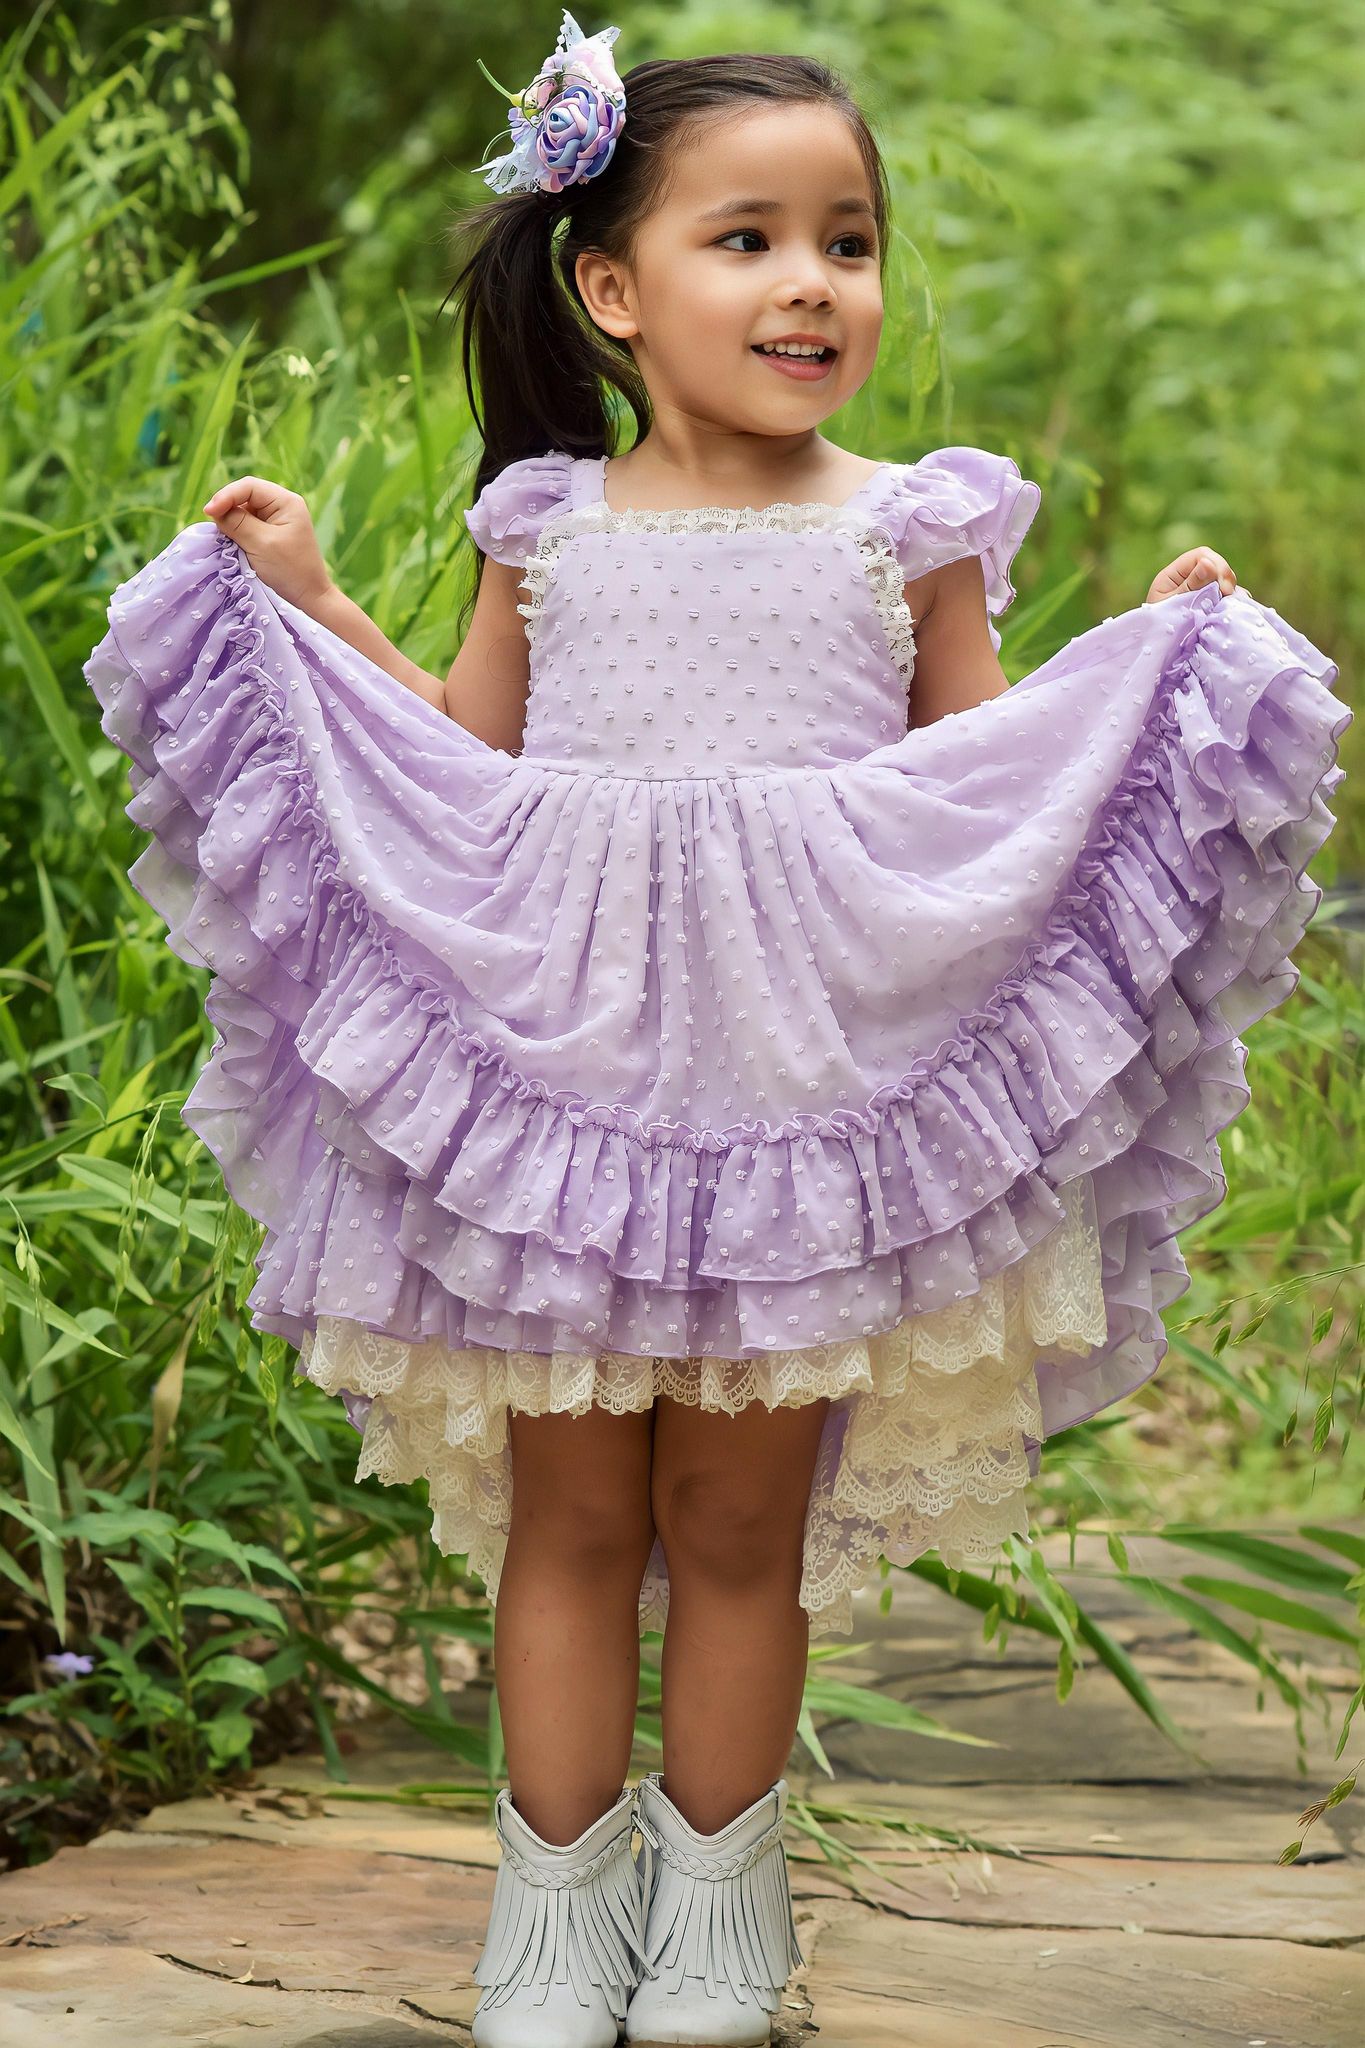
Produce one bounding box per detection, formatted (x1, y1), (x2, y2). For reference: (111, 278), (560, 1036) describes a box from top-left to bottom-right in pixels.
(1, 2), (1360, 1874)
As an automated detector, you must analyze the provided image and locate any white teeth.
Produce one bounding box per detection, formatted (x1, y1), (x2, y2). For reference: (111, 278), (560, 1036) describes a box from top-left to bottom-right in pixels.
(758, 341), (829, 357)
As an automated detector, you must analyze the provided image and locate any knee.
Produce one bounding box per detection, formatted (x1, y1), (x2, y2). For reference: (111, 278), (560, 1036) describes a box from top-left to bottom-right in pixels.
(651, 1467), (806, 1587)
(510, 1474), (656, 1579)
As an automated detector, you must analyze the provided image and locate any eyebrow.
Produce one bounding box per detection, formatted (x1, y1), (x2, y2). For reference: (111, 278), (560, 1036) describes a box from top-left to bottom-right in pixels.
(696, 195), (877, 224)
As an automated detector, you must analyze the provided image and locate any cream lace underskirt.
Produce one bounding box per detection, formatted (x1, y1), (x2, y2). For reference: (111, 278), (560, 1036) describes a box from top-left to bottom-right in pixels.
(297, 1175), (1107, 1639)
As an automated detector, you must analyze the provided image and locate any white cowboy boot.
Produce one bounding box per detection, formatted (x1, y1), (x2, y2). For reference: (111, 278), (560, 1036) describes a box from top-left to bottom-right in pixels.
(624, 1771), (805, 2047)
(472, 1778), (655, 2048)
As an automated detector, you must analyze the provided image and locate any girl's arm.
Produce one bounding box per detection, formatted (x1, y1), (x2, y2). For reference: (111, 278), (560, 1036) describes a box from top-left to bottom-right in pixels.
(302, 569), (531, 749)
(907, 541), (1243, 731)
(304, 582), (453, 711)
(441, 559), (533, 750)
(905, 555), (1010, 728)
(201, 473), (530, 746)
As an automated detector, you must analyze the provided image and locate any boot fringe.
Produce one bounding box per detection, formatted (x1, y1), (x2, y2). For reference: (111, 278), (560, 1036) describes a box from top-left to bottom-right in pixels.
(635, 1798), (806, 2012)
(473, 1788), (651, 2017)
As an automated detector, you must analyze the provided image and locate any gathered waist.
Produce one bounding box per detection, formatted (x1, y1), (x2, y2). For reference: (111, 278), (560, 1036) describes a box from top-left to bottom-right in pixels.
(512, 749), (876, 782)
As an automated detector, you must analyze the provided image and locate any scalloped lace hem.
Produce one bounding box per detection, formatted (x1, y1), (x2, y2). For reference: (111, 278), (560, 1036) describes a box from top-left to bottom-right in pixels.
(296, 1177), (1105, 1638)
(514, 497), (917, 693)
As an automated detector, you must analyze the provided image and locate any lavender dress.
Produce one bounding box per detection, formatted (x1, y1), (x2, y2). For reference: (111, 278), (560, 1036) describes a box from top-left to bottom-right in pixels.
(83, 445), (1350, 1637)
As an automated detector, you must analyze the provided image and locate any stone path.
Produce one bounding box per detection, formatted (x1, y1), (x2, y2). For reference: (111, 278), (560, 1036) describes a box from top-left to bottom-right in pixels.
(2, 1528), (1360, 2045)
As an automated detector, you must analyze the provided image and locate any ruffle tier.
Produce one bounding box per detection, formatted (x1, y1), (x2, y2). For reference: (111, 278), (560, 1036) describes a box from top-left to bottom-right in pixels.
(84, 523), (1349, 1634)
(297, 1172), (1108, 1638)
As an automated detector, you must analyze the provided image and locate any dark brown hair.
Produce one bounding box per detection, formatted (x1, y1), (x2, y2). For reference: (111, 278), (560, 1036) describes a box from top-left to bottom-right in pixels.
(443, 52), (890, 590)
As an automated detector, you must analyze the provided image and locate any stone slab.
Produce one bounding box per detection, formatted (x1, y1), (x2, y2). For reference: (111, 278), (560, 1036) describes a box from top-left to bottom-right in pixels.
(815, 1667), (1351, 1787)
(783, 1772), (1357, 1864)
(0, 1834), (488, 1997)
(128, 1788), (501, 1868)
(788, 1844), (1362, 1941)
(800, 1898), (1363, 2048)
(0, 1944), (452, 2046)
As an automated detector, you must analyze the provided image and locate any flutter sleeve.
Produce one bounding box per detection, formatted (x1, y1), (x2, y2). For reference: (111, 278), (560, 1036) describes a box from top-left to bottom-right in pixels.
(463, 449), (576, 568)
(869, 445), (1043, 651)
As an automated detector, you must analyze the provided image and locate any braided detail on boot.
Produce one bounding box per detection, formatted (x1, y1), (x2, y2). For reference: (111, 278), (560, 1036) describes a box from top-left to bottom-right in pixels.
(497, 1830), (638, 1890)
(645, 1810), (787, 1884)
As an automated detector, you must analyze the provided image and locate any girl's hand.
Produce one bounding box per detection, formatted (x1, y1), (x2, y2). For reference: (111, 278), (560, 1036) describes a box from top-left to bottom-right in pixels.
(201, 475), (334, 612)
(1145, 546), (1238, 605)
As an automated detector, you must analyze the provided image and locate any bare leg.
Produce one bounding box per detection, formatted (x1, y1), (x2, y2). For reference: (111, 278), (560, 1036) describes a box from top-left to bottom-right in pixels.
(497, 1402), (657, 1845)
(649, 1393), (830, 1834)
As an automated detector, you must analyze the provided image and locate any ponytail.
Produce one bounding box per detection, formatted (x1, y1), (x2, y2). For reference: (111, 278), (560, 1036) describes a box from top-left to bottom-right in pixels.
(444, 185), (647, 540)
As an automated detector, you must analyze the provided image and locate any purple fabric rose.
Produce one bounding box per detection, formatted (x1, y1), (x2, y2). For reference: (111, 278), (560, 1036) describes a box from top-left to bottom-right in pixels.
(513, 79), (623, 195)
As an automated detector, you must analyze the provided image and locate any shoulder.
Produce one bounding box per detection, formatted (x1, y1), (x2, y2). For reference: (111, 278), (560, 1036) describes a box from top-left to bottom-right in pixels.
(862, 444), (1042, 620)
(463, 449), (577, 567)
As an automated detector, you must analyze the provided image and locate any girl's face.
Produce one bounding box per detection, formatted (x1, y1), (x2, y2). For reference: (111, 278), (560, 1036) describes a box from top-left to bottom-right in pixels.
(578, 103), (884, 443)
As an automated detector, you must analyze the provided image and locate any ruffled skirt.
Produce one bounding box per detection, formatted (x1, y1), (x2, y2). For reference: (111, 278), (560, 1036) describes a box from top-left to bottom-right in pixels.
(298, 1172), (1106, 1637)
(82, 525), (1349, 1637)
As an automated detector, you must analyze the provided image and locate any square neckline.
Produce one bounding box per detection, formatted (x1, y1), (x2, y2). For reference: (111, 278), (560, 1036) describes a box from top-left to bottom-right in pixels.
(579, 453), (893, 521)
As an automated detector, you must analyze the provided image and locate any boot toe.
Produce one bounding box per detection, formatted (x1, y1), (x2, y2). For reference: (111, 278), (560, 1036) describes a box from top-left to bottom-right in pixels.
(473, 1988), (623, 2048)
(624, 1972), (772, 2045)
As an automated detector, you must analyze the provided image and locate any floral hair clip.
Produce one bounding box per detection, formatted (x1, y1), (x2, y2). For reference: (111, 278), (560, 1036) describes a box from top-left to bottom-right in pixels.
(472, 10), (627, 197)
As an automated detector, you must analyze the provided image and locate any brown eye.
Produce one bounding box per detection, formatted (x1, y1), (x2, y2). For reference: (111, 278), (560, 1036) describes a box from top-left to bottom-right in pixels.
(717, 230), (874, 257)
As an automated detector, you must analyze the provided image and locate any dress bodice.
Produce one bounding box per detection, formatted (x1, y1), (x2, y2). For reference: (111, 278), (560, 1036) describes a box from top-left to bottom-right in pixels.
(465, 447), (1042, 780)
(515, 486), (916, 776)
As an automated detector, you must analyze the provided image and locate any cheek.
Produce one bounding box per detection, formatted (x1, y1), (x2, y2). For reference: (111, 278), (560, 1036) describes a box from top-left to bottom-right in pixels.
(848, 293), (885, 354)
(656, 267), (752, 348)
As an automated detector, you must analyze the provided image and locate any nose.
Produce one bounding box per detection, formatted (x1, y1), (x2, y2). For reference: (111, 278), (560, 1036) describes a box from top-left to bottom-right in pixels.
(778, 268), (837, 310)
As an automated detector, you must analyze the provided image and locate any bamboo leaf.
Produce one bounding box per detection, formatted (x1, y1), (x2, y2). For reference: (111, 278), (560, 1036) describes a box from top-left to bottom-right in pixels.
(1154, 1527), (1355, 1598)
(1178, 1575), (1357, 1644)
(802, 1674), (1001, 1748)
(0, 569), (105, 812)
(0, 1383), (55, 1480)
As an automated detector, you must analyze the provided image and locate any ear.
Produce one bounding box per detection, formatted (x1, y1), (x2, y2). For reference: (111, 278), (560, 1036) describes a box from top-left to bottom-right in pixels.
(574, 246), (639, 343)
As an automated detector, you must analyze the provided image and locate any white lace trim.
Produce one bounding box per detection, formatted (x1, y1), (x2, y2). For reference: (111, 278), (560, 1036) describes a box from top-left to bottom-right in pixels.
(856, 522), (918, 694)
(296, 1177), (1105, 1639)
(515, 499), (917, 694)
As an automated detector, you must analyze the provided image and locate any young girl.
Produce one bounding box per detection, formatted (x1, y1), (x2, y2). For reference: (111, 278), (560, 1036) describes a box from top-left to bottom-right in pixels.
(84, 13), (1349, 2048)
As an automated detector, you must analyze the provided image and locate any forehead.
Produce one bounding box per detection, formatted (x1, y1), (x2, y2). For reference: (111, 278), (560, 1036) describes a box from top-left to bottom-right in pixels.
(659, 103), (874, 217)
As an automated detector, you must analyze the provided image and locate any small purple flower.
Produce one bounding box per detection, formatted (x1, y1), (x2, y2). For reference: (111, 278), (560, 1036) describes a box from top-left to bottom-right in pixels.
(44, 1651), (94, 1679)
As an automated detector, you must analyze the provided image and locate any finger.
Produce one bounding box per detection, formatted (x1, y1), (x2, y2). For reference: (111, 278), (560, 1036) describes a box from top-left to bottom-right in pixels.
(202, 476), (294, 522)
(1199, 557), (1237, 595)
(1191, 546), (1238, 595)
(208, 501), (273, 543)
(202, 478), (255, 518)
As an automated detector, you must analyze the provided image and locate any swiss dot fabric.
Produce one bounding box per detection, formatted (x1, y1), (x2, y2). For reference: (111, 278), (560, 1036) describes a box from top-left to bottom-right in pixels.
(83, 445), (1350, 1637)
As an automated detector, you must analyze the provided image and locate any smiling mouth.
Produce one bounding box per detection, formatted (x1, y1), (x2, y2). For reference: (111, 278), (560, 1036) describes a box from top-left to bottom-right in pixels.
(751, 344), (838, 361)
